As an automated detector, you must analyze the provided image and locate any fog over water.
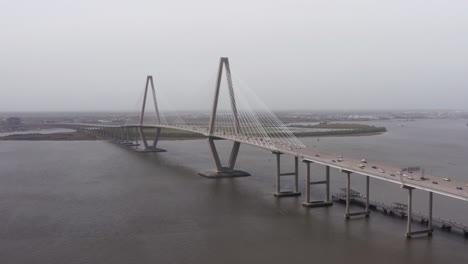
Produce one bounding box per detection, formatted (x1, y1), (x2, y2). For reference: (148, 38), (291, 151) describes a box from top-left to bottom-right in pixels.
(1, 0), (468, 111)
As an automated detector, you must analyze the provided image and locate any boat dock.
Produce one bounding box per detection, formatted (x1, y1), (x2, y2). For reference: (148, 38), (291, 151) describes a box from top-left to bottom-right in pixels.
(332, 188), (468, 237)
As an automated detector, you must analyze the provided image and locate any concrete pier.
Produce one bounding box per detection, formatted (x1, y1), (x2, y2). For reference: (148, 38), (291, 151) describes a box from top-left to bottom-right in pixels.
(342, 170), (370, 219)
(273, 152), (300, 197)
(404, 186), (433, 238)
(302, 161), (333, 207)
(199, 138), (250, 178)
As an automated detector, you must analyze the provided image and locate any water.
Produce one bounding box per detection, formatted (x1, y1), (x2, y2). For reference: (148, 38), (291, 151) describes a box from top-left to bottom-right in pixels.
(0, 119), (467, 263)
(0, 128), (75, 137)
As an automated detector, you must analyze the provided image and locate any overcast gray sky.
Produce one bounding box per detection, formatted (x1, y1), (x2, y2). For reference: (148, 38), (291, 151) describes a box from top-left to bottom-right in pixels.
(1, 0), (467, 111)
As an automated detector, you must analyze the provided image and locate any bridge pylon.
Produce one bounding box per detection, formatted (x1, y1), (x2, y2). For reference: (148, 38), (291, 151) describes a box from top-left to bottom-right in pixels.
(199, 57), (250, 178)
(137, 75), (166, 153)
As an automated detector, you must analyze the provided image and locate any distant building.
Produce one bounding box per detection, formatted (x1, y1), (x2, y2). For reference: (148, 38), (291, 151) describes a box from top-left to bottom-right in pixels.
(6, 117), (21, 126)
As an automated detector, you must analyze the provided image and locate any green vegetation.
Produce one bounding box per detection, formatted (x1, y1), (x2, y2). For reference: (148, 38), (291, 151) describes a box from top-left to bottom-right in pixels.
(0, 131), (98, 141)
(291, 123), (375, 129)
(293, 127), (386, 137)
(0, 123), (386, 141)
(159, 129), (202, 138)
(289, 123), (387, 137)
(121, 123), (386, 140)
(123, 128), (202, 139)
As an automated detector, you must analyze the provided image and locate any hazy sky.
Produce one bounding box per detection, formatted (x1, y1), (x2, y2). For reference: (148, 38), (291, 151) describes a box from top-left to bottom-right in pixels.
(1, 0), (467, 111)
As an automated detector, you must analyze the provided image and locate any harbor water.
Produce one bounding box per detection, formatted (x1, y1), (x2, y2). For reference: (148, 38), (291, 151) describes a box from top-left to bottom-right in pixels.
(0, 119), (467, 263)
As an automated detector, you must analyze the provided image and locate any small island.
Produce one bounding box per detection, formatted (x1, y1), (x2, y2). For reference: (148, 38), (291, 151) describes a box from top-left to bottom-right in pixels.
(289, 123), (387, 137)
(0, 123), (386, 141)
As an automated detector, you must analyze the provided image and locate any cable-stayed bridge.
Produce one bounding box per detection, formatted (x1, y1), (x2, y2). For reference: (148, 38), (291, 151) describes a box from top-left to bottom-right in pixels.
(58, 57), (468, 239)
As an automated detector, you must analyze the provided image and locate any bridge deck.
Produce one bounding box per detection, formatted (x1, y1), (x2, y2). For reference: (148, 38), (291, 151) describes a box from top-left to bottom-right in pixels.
(293, 147), (468, 202)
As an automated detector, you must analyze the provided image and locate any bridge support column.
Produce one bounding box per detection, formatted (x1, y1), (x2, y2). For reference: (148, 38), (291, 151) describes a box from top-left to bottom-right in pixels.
(404, 187), (433, 239)
(125, 127), (130, 144)
(123, 127), (139, 147)
(119, 128), (124, 143)
(199, 137), (250, 178)
(342, 170), (370, 219)
(136, 75), (166, 152)
(121, 127), (128, 144)
(116, 127), (124, 144)
(302, 161), (333, 207)
(136, 127), (166, 152)
(134, 127), (139, 146)
(112, 128), (118, 142)
(272, 151), (301, 197)
(120, 128), (126, 144)
(429, 191), (433, 235)
(120, 127), (127, 146)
